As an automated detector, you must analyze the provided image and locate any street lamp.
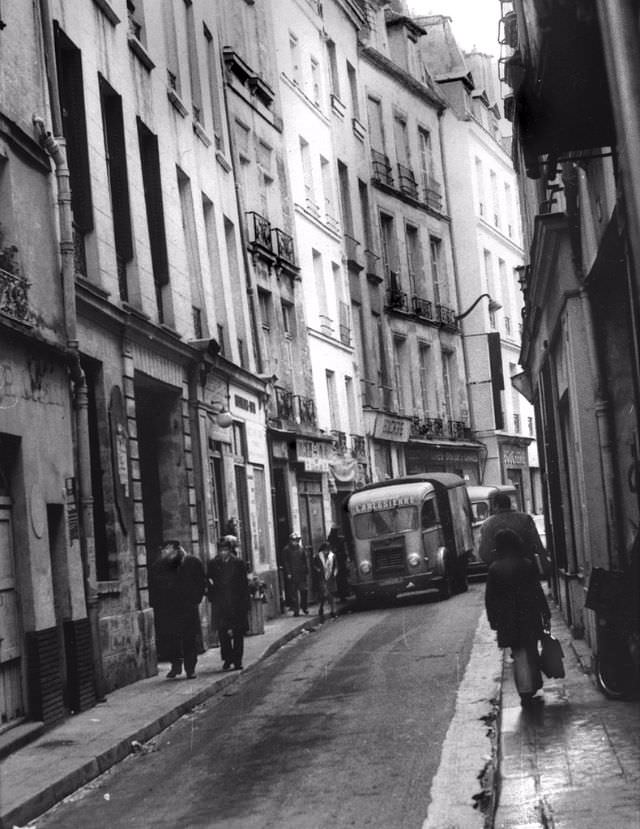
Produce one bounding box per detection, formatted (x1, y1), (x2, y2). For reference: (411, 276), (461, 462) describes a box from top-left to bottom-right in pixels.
(454, 292), (502, 322)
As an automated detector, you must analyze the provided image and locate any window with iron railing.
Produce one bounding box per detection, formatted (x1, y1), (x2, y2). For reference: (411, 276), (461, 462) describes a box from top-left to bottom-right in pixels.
(351, 434), (366, 458)
(0, 266), (32, 325)
(425, 176), (443, 211)
(397, 163), (418, 200)
(247, 211), (273, 251)
(331, 430), (348, 454)
(338, 300), (351, 346)
(274, 227), (295, 265)
(371, 148), (393, 187)
(412, 295), (434, 321)
(514, 413), (521, 433)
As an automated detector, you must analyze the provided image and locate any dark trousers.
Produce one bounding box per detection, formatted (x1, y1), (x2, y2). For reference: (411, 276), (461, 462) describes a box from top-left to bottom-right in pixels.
(219, 626), (245, 667)
(290, 578), (308, 614)
(166, 607), (200, 674)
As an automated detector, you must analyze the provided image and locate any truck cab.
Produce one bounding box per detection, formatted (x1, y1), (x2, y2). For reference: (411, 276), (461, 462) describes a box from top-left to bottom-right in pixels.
(344, 473), (473, 602)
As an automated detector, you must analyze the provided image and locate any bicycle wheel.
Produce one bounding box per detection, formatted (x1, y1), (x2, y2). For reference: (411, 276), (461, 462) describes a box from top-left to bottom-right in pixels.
(595, 627), (640, 700)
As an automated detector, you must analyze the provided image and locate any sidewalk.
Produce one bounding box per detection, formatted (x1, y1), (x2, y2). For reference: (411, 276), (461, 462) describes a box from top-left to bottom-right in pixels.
(0, 607), (323, 829)
(494, 600), (640, 828)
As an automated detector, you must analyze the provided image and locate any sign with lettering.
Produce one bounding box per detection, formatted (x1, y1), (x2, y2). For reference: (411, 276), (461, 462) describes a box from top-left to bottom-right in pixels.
(295, 438), (332, 472)
(502, 446), (527, 466)
(350, 494), (417, 513)
(373, 414), (411, 442)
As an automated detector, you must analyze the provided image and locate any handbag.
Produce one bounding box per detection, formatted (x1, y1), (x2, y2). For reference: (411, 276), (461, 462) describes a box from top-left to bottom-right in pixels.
(540, 631), (565, 678)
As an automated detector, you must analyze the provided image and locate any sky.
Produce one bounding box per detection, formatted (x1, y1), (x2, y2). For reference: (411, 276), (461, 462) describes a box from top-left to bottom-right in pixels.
(408, 0), (503, 56)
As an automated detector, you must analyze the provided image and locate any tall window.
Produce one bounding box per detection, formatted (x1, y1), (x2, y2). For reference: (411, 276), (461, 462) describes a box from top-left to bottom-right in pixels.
(54, 24), (93, 275)
(203, 23), (224, 150)
(504, 182), (514, 237)
(418, 342), (431, 414)
(100, 75), (133, 301)
(313, 249), (329, 323)
(359, 180), (373, 251)
(164, 1), (181, 96)
(320, 155), (335, 224)
(347, 61), (360, 119)
(418, 128), (434, 195)
(184, 0), (202, 123)
(310, 56), (321, 105)
(300, 137), (315, 212)
(393, 337), (406, 414)
(345, 376), (357, 434)
(203, 194), (224, 338)
(380, 213), (396, 275)
(393, 114), (410, 167)
(484, 249), (497, 327)
(289, 32), (301, 84)
(441, 350), (453, 420)
(490, 170), (499, 227)
(430, 236), (443, 305)
(367, 96), (385, 152)
(178, 167), (204, 336)
(337, 160), (353, 236)
(326, 370), (339, 429)
(405, 224), (422, 296)
(138, 120), (169, 320)
(327, 39), (340, 97)
(257, 140), (274, 218)
(127, 0), (146, 44)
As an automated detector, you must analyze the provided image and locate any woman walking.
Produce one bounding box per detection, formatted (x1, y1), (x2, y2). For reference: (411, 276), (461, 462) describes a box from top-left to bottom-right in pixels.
(485, 528), (551, 705)
(313, 541), (338, 621)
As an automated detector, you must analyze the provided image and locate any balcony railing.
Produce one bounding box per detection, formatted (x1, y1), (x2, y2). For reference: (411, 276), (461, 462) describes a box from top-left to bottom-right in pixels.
(273, 387), (317, 427)
(0, 266), (32, 325)
(425, 176), (443, 212)
(412, 295), (435, 321)
(386, 287), (408, 311)
(273, 227), (296, 266)
(295, 393), (317, 426)
(331, 430), (348, 454)
(411, 416), (444, 439)
(398, 163), (418, 200)
(447, 420), (472, 441)
(274, 386), (296, 421)
(371, 148), (393, 187)
(351, 434), (366, 458)
(247, 211), (273, 252)
(436, 304), (458, 328)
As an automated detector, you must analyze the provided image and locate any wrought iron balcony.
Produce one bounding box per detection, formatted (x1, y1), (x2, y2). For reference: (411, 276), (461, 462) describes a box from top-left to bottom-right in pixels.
(273, 227), (296, 266)
(447, 420), (472, 441)
(294, 393), (317, 427)
(274, 385), (296, 421)
(371, 148), (393, 187)
(247, 211), (273, 253)
(425, 176), (443, 212)
(351, 434), (366, 458)
(0, 266), (32, 325)
(386, 285), (408, 312)
(331, 429), (348, 454)
(436, 304), (458, 329)
(410, 416), (444, 440)
(398, 163), (418, 200)
(412, 295), (434, 321)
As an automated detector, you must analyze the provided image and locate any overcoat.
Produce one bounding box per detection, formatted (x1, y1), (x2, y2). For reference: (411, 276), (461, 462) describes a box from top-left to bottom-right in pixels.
(485, 553), (550, 649)
(207, 554), (250, 629)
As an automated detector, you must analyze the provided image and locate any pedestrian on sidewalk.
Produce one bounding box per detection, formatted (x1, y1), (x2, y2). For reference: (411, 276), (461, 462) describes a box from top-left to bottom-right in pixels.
(282, 532), (309, 617)
(150, 540), (206, 679)
(313, 541), (338, 621)
(207, 535), (250, 671)
(478, 492), (550, 577)
(485, 528), (551, 706)
(328, 523), (349, 600)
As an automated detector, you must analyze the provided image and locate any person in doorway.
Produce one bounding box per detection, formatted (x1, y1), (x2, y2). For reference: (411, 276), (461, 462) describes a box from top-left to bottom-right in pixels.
(150, 540), (206, 679)
(312, 540), (338, 621)
(478, 493), (550, 576)
(207, 535), (250, 671)
(485, 528), (551, 706)
(281, 532), (309, 617)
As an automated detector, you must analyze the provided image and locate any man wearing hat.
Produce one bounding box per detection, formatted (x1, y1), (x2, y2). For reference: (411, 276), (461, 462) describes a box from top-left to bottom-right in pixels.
(281, 532), (309, 617)
(207, 535), (250, 670)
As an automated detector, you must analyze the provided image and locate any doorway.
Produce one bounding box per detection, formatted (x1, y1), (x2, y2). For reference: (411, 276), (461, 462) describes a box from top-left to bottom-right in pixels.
(0, 490), (24, 728)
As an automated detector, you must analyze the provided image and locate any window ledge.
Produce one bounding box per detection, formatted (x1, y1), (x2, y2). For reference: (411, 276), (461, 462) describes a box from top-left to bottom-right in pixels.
(352, 117), (366, 141)
(167, 87), (188, 118)
(127, 35), (155, 71)
(193, 120), (212, 147)
(92, 0), (120, 25)
(216, 151), (232, 173)
(97, 580), (121, 597)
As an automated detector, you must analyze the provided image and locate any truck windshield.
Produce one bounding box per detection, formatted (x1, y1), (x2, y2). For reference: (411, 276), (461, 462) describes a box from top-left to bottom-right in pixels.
(353, 505), (418, 538)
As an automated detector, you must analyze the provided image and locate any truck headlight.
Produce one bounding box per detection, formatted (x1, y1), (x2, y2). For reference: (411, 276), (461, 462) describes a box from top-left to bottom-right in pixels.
(408, 553), (421, 568)
(359, 560), (372, 575)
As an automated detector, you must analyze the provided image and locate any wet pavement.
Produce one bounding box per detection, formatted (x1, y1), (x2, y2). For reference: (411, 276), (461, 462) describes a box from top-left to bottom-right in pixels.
(494, 600), (640, 828)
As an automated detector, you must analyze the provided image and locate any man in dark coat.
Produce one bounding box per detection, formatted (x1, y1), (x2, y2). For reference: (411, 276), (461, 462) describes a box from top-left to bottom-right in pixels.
(207, 535), (249, 671)
(150, 540), (206, 679)
(281, 532), (309, 616)
(485, 528), (551, 705)
(479, 493), (550, 576)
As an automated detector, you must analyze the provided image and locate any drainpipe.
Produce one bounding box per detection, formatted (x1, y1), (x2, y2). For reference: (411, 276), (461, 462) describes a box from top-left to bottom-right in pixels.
(36, 0), (106, 700)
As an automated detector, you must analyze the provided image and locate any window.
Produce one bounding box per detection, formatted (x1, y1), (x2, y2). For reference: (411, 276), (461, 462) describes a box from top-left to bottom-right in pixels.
(347, 61), (360, 119)
(257, 141), (274, 218)
(528, 416), (534, 437)
(475, 157), (484, 216)
(300, 137), (315, 213)
(441, 350), (454, 419)
(337, 160), (353, 236)
(138, 120), (169, 319)
(258, 288), (271, 331)
(393, 114), (410, 167)
(177, 167), (204, 335)
(127, 0), (145, 42)
(326, 370), (339, 429)
(281, 300), (294, 337)
(164, 1), (181, 96)
(504, 182), (514, 238)
(184, 0), (202, 124)
(367, 95), (385, 152)
(359, 180), (373, 250)
(310, 56), (321, 105)
(203, 194), (225, 339)
(327, 39), (340, 97)
(100, 75), (133, 301)
(321, 155), (335, 224)
(490, 170), (499, 227)
(313, 249), (329, 322)
(418, 128), (434, 196)
(430, 237), (443, 305)
(393, 337), (406, 414)
(418, 342), (431, 414)
(217, 323), (226, 355)
(203, 23), (224, 150)
(483, 249), (496, 324)
(345, 376), (357, 434)
(380, 212), (397, 275)
(289, 32), (301, 84)
(405, 224), (422, 296)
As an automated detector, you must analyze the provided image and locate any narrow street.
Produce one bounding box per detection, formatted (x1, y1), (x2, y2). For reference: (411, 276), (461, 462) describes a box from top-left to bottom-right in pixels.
(33, 588), (487, 829)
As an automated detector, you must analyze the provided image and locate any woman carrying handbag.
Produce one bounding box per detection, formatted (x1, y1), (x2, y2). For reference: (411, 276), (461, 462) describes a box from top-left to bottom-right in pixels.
(485, 529), (552, 706)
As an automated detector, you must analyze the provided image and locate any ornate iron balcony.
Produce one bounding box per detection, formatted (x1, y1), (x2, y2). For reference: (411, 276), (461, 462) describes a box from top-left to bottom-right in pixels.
(386, 286), (408, 312)
(412, 295), (434, 320)
(273, 227), (296, 265)
(274, 385), (295, 421)
(0, 266), (32, 325)
(446, 420), (471, 441)
(331, 429), (348, 454)
(398, 163), (418, 200)
(436, 304), (458, 328)
(351, 434), (366, 458)
(371, 149), (393, 187)
(295, 393), (317, 427)
(410, 416), (444, 440)
(425, 176), (443, 212)
(247, 211), (273, 252)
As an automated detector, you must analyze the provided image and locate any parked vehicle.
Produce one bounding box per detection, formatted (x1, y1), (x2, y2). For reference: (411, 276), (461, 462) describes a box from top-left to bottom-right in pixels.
(343, 473), (473, 602)
(466, 484), (518, 578)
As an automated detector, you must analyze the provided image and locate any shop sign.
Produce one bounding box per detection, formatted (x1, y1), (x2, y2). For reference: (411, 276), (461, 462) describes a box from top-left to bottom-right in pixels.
(406, 446), (479, 467)
(295, 438), (331, 472)
(373, 414), (411, 442)
(245, 420), (267, 464)
(502, 446), (527, 466)
(233, 393), (257, 415)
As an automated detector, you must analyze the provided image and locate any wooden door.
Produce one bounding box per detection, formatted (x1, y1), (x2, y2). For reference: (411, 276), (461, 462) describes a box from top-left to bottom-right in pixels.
(0, 496), (24, 726)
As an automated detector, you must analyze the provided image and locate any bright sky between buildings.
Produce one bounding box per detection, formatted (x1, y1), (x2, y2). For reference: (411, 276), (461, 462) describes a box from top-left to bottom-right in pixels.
(409, 0), (502, 56)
